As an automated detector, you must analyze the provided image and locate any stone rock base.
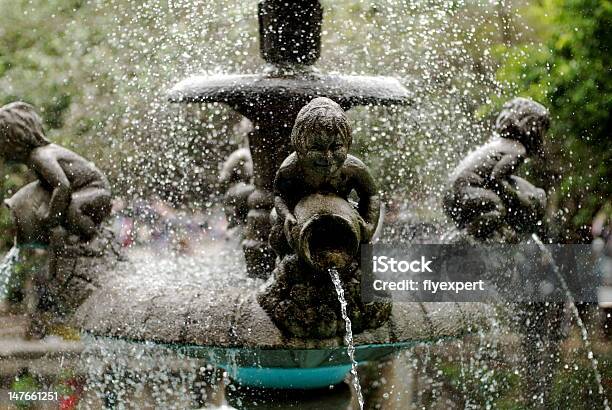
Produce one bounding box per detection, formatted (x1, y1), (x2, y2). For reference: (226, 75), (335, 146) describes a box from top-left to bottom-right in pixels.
(258, 255), (391, 339)
(32, 228), (122, 337)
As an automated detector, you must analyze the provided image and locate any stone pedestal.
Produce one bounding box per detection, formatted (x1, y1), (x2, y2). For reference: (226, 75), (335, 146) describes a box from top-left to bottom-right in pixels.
(258, 0), (322, 67)
(257, 255), (392, 339)
(241, 127), (291, 277)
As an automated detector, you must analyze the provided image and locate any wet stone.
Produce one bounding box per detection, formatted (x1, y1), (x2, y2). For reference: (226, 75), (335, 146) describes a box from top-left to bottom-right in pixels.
(66, 240), (488, 349)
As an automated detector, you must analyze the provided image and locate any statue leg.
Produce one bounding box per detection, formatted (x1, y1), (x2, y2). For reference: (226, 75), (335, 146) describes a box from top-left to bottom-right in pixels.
(67, 187), (112, 239)
(460, 187), (506, 238)
(242, 128), (290, 278)
(495, 176), (547, 236)
(224, 181), (255, 227)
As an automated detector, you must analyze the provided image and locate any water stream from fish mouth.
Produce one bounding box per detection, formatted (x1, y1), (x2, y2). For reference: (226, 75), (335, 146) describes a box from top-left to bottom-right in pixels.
(328, 267), (364, 410)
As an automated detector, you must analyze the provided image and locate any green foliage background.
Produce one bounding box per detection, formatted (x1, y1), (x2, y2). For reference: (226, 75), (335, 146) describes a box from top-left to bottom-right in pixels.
(492, 0), (611, 240)
(0, 0), (609, 247)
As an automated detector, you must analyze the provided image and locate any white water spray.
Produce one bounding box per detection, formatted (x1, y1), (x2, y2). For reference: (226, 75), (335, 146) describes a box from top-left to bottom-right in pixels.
(328, 267), (364, 410)
(0, 240), (19, 300)
(531, 233), (610, 410)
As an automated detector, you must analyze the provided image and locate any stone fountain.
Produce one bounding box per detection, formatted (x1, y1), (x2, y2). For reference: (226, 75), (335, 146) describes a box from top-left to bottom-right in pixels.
(1, 0), (493, 393)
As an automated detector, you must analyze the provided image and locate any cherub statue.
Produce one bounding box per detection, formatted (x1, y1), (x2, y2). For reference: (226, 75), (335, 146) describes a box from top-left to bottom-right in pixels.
(443, 97), (550, 239)
(219, 147), (254, 227)
(260, 97), (390, 338)
(269, 97), (380, 257)
(0, 102), (111, 244)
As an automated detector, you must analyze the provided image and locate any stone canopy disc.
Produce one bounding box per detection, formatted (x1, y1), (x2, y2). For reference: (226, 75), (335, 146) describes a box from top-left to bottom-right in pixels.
(167, 72), (412, 126)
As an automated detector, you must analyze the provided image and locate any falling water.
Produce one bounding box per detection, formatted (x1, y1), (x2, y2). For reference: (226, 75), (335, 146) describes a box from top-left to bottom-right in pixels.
(328, 267), (364, 410)
(0, 241), (19, 300)
(532, 233), (610, 410)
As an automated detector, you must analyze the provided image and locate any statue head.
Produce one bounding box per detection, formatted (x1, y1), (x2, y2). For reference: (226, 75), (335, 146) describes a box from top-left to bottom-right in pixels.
(291, 97), (351, 176)
(495, 97), (550, 154)
(0, 102), (49, 162)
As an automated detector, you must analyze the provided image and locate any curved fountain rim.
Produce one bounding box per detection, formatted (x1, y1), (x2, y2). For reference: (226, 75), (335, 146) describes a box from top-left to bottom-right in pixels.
(167, 72), (413, 106)
(82, 329), (477, 357)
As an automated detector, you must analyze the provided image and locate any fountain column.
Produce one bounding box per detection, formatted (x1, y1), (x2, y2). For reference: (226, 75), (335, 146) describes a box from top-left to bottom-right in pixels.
(241, 0), (325, 277)
(241, 125), (290, 277)
(258, 0), (322, 66)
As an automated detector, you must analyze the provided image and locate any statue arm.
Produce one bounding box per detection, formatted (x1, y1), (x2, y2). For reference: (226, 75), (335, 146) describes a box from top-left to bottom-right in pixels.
(491, 152), (523, 182)
(30, 152), (72, 227)
(273, 170), (296, 223)
(353, 166), (380, 240)
(274, 195), (293, 222)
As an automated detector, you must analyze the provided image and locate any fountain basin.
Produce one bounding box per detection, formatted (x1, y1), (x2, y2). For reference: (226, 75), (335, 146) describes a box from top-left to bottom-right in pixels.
(74, 270), (489, 350)
(225, 365), (354, 389)
(68, 242), (488, 358)
(34, 238), (491, 389)
(178, 342), (407, 389)
(85, 338), (427, 389)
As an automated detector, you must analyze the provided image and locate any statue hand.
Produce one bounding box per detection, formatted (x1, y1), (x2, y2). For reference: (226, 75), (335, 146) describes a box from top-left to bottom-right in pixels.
(501, 176), (546, 210)
(359, 217), (374, 242)
(284, 214), (297, 248)
(39, 208), (59, 228)
(49, 226), (68, 250)
(500, 179), (520, 203)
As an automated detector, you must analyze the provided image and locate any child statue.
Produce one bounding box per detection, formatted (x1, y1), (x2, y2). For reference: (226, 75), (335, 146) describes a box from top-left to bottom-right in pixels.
(443, 97), (550, 239)
(0, 102), (111, 245)
(260, 97), (390, 339)
(219, 147), (254, 228)
(269, 96), (380, 257)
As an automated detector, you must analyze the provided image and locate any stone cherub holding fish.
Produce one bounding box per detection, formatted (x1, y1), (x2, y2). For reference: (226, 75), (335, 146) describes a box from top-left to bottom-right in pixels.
(261, 97), (391, 339)
(0, 101), (111, 246)
(443, 97), (550, 240)
(269, 97), (380, 260)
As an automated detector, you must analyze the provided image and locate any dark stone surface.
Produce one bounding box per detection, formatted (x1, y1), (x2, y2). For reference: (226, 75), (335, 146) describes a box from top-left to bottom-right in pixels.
(57, 239), (490, 349)
(258, 0), (322, 66)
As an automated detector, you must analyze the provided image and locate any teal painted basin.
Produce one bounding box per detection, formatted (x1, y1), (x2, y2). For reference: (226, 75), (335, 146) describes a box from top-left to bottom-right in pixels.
(174, 342), (413, 389)
(221, 365), (353, 389)
(88, 336), (415, 389)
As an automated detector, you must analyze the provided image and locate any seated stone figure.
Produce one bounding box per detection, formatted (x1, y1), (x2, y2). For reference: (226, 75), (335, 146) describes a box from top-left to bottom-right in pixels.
(443, 97), (549, 239)
(261, 97), (390, 339)
(269, 97), (380, 258)
(219, 147), (254, 227)
(0, 102), (111, 245)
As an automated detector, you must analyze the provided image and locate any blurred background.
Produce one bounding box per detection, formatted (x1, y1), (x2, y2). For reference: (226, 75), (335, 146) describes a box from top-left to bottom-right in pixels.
(0, 0), (609, 247)
(0, 1), (609, 407)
